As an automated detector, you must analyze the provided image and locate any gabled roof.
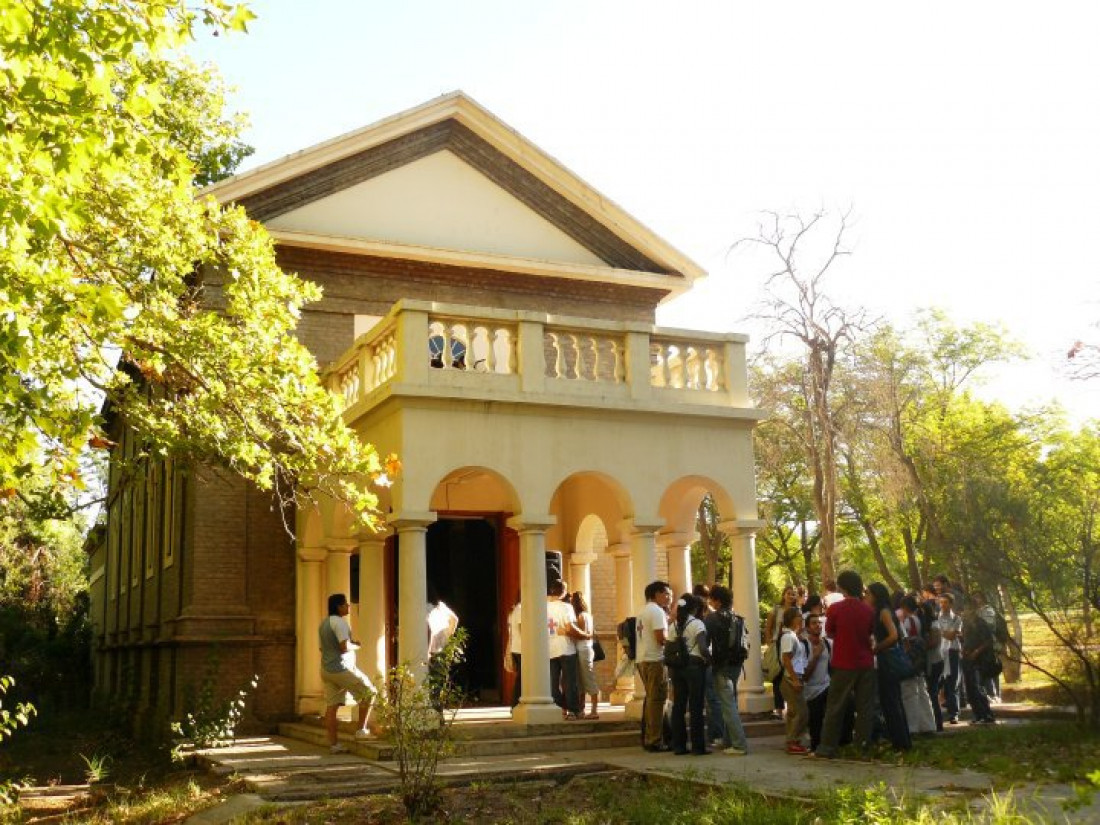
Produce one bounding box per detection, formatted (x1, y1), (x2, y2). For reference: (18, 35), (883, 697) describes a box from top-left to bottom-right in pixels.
(202, 92), (705, 296)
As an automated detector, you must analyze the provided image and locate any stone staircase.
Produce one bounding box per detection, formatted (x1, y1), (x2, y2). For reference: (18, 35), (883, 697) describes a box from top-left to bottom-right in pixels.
(278, 705), (786, 761)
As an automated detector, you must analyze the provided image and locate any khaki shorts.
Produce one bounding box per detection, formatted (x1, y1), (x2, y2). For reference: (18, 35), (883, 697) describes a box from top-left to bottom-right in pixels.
(321, 667), (375, 707)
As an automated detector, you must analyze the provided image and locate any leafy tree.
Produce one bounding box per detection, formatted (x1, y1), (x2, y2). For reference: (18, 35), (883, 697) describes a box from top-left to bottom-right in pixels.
(737, 210), (869, 587)
(0, 0), (388, 525)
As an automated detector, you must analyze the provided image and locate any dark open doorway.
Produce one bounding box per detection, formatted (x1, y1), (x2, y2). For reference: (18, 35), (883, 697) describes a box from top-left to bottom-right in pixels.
(427, 517), (500, 703)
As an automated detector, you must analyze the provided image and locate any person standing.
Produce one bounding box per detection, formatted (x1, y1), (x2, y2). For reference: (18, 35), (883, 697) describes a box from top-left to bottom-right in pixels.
(636, 580), (673, 751)
(813, 570), (877, 760)
(936, 593), (963, 724)
(668, 594), (710, 756)
(779, 607), (810, 754)
(504, 596), (522, 708)
(547, 579), (584, 719)
(822, 579), (844, 610)
(704, 585), (750, 755)
(764, 586), (799, 720)
(426, 584), (459, 708)
(319, 593), (375, 754)
(896, 595), (937, 734)
(802, 612), (832, 753)
(867, 582), (912, 751)
(571, 591), (601, 719)
(961, 600), (997, 724)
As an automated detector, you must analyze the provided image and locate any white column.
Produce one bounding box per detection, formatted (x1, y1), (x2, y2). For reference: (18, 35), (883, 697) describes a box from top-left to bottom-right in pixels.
(507, 515), (560, 725)
(626, 523), (662, 720)
(391, 513), (435, 683)
(721, 519), (772, 713)
(609, 543), (634, 705)
(569, 551), (596, 602)
(660, 532), (694, 597)
(296, 546), (327, 714)
(325, 539), (355, 603)
(357, 534), (389, 684)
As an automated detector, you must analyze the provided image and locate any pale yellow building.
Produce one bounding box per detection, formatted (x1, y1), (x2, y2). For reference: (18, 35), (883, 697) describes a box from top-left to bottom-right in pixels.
(92, 92), (769, 732)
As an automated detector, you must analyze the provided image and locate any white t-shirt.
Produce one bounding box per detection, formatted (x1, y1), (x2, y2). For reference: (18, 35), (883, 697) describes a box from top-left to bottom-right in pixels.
(636, 601), (669, 663)
(802, 634), (831, 701)
(668, 615), (706, 659)
(323, 615), (357, 672)
(936, 611), (962, 652)
(779, 628), (808, 676)
(822, 592), (845, 609)
(427, 601), (458, 655)
(507, 603), (522, 655)
(547, 599), (578, 658)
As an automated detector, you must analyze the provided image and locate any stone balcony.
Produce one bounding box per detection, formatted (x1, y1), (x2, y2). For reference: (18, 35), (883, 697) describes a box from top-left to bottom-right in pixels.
(324, 300), (761, 423)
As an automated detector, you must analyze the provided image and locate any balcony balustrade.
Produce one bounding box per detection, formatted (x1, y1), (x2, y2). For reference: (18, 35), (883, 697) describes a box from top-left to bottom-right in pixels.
(325, 300), (752, 418)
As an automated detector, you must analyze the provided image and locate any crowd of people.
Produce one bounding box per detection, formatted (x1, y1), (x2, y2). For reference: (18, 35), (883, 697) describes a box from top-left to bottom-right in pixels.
(313, 569), (1008, 757)
(634, 571), (1009, 757)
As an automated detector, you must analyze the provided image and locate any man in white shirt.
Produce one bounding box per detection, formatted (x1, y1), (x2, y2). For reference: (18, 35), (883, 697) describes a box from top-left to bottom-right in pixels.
(547, 579), (584, 718)
(426, 584), (459, 709)
(936, 593), (963, 724)
(821, 579), (844, 609)
(319, 593), (375, 753)
(635, 580), (673, 751)
(802, 612), (832, 753)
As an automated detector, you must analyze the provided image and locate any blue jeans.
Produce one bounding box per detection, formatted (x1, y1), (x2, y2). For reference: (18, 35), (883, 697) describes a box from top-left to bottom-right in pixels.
(711, 665), (749, 750)
(926, 661), (944, 730)
(704, 666), (724, 742)
(550, 654), (581, 715)
(875, 655), (912, 751)
(961, 656), (993, 721)
(670, 661), (707, 753)
(942, 649), (960, 718)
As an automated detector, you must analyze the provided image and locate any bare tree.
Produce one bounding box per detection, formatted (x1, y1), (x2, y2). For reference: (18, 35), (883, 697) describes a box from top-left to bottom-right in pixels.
(737, 210), (869, 587)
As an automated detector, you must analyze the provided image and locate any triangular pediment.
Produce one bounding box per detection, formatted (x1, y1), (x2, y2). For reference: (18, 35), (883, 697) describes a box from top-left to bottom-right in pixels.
(204, 93), (706, 296)
(266, 150), (608, 267)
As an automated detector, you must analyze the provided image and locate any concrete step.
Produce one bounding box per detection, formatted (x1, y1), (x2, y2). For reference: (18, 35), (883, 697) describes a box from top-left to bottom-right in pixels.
(279, 721), (640, 759)
(281, 710), (785, 761)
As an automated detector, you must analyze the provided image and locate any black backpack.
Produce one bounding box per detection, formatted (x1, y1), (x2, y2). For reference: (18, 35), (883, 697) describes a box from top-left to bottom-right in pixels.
(723, 611), (750, 668)
(618, 617), (637, 661)
(662, 620), (690, 669)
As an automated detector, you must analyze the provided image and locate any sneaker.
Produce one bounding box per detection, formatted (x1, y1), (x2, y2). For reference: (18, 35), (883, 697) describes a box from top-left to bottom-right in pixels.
(786, 743), (808, 755)
(354, 728), (373, 740)
(330, 743), (348, 754)
(947, 716), (959, 725)
(724, 746), (747, 756)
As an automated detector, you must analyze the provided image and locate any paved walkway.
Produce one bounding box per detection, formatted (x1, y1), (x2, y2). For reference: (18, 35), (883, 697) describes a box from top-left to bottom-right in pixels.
(185, 722), (1099, 824)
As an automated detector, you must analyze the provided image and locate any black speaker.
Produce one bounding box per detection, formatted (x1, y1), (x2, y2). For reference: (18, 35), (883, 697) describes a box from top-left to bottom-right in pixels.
(545, 550), (563, 584)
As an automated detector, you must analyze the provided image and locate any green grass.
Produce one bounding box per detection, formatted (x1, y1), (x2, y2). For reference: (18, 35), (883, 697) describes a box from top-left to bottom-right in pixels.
(240, 772), (1050, 824)
(896, 721), (1100, 786)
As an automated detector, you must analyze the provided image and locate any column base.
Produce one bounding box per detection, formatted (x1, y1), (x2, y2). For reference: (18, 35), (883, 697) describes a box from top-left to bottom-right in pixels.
(624, 697), (645, 721)
(738, 685), (774, 714)
(511, 701), (562, 725)
(609, 689), (634, 705)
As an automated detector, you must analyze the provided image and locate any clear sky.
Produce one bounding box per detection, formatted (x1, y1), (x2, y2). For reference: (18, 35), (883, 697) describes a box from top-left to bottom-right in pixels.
(190, 0), (1099, 422)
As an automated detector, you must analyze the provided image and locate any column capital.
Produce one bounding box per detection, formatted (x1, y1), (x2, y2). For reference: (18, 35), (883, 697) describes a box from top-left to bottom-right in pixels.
(326, 538), (359, 555)
(657, 531), (697, 549)
(388, 511), (437, 531)
(357, 534), (389, 552)
(609, 541), (631, 559)
(298, 545), (328, 563)
(629, 519), (665, 536)
(506, 513), (557, 532)
(718, 519), (766, 539)
(571, 550), (598, 565)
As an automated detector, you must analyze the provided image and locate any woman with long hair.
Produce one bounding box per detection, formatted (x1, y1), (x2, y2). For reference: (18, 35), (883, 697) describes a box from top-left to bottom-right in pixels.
(764, 585), (799, 719)
(866, 582), (911, 751)
(570, 591), (600, 719)
(668, 593), (710, 755)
